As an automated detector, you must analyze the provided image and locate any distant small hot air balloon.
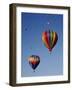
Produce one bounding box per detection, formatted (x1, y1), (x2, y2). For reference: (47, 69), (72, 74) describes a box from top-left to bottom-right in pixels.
(28, 55), (40, 72)
(42, 30), (58, 52)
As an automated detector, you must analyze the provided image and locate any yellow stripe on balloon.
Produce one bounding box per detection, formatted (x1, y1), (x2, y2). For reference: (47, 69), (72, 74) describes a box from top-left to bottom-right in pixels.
(50, 32), (53, 48)
(42, 35), (47, 47)
(42, 34), (49, 49)
(52, 32), (56, 46)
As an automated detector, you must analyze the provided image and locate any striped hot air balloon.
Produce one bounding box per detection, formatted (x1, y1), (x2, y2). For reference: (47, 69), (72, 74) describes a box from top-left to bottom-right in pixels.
(28, 55), (40, 72)
(42, 30), (58, 52)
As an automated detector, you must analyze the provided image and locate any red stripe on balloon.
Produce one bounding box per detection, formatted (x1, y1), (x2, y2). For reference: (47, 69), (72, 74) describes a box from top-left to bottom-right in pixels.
(44, 31), (51, 51)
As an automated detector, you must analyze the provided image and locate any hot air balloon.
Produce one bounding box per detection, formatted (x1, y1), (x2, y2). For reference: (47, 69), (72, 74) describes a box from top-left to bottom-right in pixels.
(42, 30), (58, 52)
(28, 55), (40, 72)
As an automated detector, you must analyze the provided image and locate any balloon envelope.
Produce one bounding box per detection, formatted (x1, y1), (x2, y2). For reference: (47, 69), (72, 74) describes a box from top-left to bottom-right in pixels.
(28, 55), (40, 71)
(42, 30), (58, 52)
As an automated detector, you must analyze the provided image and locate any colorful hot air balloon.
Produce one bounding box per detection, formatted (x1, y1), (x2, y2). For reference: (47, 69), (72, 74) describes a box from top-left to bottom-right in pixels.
(28, 55), (40, 71)
(42, 30), (58, 52)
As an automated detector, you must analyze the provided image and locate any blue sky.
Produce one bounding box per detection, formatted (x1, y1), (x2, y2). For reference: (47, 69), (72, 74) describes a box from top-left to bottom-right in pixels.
(21, 12), (63, 77)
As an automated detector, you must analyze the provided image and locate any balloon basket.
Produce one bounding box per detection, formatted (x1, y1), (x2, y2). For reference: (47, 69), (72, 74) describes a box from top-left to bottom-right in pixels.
(33, 70), (35, 72)
(49, 52), (51, 54)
